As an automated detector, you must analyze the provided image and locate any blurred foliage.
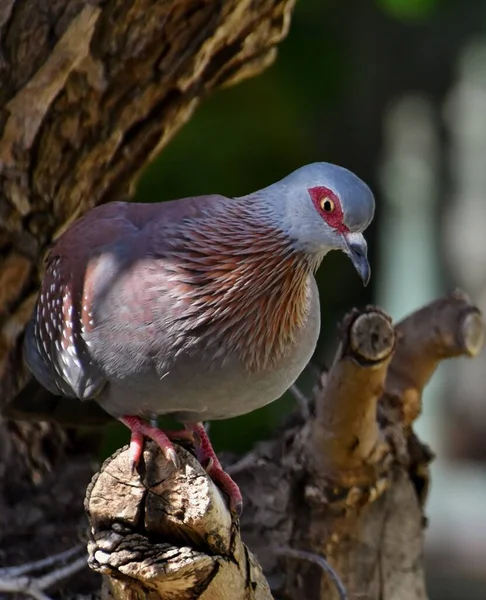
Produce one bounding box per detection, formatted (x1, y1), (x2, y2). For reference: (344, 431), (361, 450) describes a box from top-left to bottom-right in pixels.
(377, 0), (440, 20)
(136, 5), (337, 202)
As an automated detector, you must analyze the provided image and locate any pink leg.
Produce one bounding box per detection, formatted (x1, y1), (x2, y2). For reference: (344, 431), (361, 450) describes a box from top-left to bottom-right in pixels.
(186, 422), (243, 516)
(119, 415), (193, 470)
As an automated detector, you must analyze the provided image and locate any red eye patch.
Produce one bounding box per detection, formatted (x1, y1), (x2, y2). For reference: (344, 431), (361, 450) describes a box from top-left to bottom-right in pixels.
(308, 186), (349, 234)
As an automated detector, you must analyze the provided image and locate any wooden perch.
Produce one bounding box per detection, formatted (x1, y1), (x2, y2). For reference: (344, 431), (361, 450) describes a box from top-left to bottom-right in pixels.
(281, 293), (485, 599)
(385, 290), (485, 426)
(85, 442), (272, 600)
(308, 307), (396, 483)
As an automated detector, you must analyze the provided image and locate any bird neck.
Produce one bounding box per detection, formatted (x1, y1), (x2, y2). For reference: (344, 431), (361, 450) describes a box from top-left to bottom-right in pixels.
(172, 195), (324, 371)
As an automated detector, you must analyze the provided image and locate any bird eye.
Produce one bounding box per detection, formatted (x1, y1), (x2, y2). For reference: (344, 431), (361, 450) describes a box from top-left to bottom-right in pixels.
(320, 197), (335, 213)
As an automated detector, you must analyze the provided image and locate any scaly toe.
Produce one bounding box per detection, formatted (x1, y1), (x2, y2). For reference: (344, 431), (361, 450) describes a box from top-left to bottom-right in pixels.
(206, 464), (243, 516)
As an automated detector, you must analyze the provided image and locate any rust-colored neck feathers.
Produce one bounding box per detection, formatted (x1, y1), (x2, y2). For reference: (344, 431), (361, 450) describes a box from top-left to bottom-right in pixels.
(165, 197), (321, 371)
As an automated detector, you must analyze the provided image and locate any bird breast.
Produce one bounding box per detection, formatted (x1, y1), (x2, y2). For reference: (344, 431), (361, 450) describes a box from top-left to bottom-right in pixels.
(95, 276), (321, 422)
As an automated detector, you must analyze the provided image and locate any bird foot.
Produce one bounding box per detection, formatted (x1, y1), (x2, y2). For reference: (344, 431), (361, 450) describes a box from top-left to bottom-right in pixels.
(119, 416), (243, 516)
(187, 422), (243, 517)
(119, 415), (193, 471)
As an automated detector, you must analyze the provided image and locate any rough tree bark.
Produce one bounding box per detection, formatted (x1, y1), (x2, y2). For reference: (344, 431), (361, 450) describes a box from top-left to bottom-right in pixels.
(83, 292), (484, 600)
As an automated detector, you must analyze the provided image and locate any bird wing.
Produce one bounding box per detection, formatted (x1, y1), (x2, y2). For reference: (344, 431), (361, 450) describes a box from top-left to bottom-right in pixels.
(23, 202), (145, 400)
(23, 196), (229, 401)
(79, 195), (231, 381)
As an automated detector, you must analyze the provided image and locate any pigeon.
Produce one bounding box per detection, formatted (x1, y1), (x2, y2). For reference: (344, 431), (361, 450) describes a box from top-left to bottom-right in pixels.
(23, 162), (375, 514)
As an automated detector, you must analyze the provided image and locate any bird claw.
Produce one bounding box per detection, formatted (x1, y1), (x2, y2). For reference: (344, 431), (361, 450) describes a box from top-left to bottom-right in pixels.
(164, 446), (180, 470)
(231, 499), (243, 518)
(203, 456), (214, 473)
(120, 416), (180, 468)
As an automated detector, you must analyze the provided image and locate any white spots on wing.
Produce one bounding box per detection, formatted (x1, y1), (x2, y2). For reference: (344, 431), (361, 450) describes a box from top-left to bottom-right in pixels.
(81, 305), (94, 332)
(30, 255), (104, 399)
(53, 361), (64, 377)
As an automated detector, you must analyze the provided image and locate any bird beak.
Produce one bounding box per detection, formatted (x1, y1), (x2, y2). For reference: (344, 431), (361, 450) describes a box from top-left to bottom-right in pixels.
(343, 232), (370, 286)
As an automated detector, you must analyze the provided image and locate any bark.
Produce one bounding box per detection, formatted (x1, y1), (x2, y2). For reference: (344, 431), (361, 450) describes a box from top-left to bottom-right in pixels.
(86, 443), (272, 600)
(84, 292), (484, 600)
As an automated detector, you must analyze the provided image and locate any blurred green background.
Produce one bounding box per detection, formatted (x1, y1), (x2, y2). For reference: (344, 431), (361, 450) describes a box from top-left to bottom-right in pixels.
(104, 0), (486, 597)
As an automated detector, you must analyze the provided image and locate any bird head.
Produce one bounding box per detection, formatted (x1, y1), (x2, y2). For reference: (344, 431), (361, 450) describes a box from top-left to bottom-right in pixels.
(256, 162), (375, 285)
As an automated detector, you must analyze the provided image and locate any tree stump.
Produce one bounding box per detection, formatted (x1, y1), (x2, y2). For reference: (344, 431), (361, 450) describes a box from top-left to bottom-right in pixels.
(84, 292), (484, 599)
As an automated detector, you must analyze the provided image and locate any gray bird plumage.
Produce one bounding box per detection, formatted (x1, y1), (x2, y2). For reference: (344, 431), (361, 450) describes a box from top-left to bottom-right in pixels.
(23, 163), (375, 425)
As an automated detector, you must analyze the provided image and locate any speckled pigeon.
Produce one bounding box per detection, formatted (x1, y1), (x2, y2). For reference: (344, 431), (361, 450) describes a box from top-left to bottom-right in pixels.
(23, 162), (375, 515)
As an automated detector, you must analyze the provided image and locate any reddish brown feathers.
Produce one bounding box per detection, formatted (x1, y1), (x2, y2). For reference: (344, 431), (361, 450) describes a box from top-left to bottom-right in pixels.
(161, 198), (319, 371)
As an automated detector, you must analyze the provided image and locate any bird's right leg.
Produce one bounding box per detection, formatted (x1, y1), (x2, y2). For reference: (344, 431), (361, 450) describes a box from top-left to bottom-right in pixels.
(119, 415), (193, 470)
(185, 422), (243, 516)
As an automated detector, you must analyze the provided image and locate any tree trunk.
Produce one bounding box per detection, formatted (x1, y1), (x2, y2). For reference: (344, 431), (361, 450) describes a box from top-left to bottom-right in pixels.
(83, 293), (484, 599)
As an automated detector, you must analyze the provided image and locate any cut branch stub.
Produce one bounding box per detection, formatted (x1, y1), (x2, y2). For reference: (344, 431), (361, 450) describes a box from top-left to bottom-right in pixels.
(384, 290), (485, 426)
(85, 442), (273, 600)
(307, 307), (396, 485)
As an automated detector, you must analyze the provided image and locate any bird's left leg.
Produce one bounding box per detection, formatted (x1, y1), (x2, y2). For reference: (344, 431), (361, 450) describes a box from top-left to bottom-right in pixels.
(119, 415), (193, 471)
(185, 422), (243, 516)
